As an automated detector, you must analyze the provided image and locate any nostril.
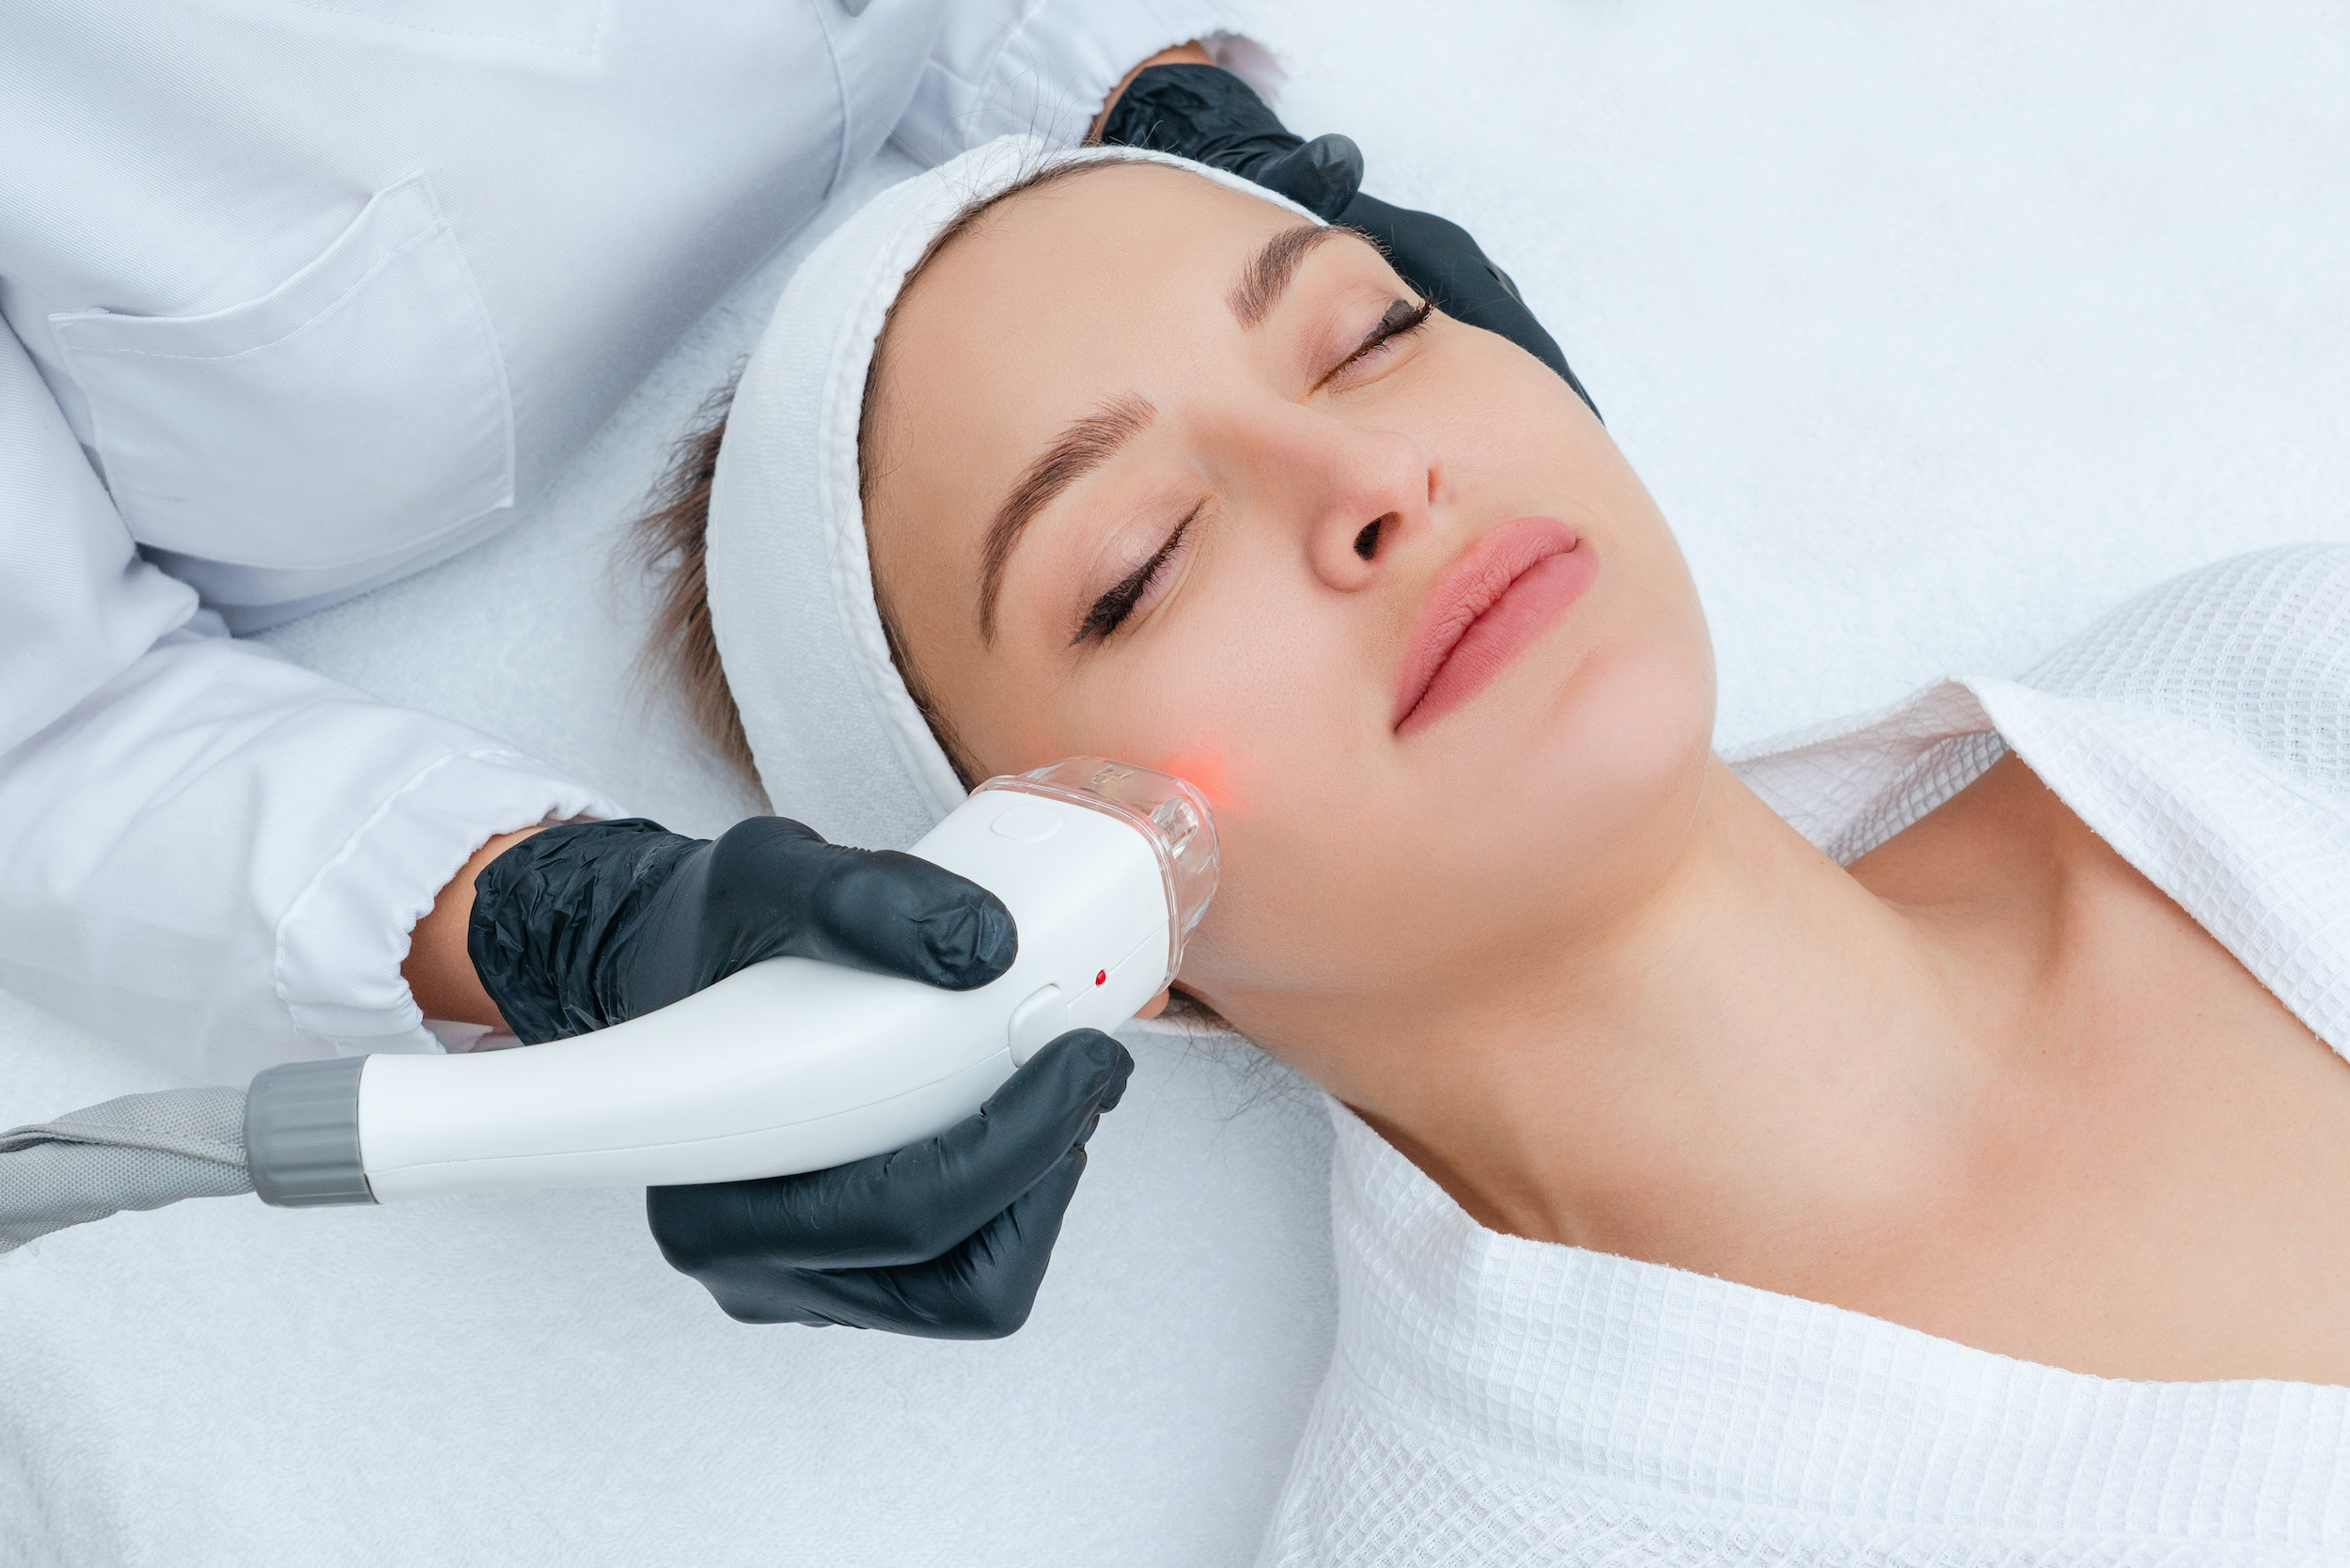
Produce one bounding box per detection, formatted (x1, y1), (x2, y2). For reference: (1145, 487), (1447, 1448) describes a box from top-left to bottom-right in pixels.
(1354, 516), (1388, 561)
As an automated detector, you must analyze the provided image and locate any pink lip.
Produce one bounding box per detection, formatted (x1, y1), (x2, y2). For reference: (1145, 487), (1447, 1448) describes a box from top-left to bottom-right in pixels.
(1392, 517), (1595, 734)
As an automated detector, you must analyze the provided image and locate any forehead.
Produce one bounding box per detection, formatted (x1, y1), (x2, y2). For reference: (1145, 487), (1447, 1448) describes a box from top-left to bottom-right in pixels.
(920, 161), (1302, 323)
(875, 164), (1304, 428)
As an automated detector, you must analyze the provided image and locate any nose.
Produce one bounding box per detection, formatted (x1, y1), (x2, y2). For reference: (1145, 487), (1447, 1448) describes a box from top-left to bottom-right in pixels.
(1253, 404), (1443, 593)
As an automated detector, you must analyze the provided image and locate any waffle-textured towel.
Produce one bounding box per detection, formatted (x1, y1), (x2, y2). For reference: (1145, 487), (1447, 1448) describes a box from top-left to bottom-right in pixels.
(1259, 544), (2350, 1566)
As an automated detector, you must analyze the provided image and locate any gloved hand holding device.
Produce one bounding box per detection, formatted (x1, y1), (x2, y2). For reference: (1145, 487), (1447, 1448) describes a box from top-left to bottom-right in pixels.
(646, 1028), (1129, 1335)
(1101, 62), (1601, 419)
(467, 816), (1133, 1339)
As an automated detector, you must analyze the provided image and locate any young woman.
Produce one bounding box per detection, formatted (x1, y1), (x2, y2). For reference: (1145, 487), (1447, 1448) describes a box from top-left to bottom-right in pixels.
(4, 14), (1583, 1336)
(650, 140), (2350, 1559)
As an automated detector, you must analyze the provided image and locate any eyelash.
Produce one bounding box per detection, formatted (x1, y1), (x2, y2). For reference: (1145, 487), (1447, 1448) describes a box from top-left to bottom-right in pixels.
(1330, 297), (1434, 380)
(1075, 505), (1198, 644)
(1073, 297), (1433, 645)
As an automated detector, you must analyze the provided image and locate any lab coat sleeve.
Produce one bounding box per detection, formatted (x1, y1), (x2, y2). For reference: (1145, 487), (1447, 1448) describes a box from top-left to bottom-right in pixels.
(890, 0), (1274, 165)
(0, 320), (616, 1085)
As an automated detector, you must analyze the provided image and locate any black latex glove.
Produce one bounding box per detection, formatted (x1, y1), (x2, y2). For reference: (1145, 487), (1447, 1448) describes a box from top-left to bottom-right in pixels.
(468, 818), (1129, 1337)
(1102, 63), (1599, 420)
(467, 816), (1015, 1043)
(647, 1028), (1133, 1338)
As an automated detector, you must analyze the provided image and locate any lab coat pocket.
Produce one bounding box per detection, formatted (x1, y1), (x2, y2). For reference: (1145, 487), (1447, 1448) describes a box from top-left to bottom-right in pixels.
(52, 174), (514, 569)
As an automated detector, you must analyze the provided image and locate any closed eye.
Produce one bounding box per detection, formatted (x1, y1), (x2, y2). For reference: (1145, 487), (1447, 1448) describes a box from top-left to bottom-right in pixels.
(1073, 505), (1199, 645)
(1324, 297), (1434, 385)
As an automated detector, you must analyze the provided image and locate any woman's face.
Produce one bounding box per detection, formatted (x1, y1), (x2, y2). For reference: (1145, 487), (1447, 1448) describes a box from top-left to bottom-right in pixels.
(865, 162), (1715, 1058)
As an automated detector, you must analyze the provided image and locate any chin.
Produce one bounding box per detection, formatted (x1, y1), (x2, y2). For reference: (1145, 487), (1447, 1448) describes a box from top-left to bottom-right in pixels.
(1518, 635), (1716, 842)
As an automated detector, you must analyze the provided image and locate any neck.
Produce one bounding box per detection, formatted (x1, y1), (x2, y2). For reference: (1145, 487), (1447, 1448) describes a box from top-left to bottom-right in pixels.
(1220, 757), (2047, 1280)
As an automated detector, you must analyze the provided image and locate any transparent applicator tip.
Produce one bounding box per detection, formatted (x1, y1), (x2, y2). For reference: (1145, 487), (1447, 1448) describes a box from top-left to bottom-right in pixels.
(977, 757), (1219, 976)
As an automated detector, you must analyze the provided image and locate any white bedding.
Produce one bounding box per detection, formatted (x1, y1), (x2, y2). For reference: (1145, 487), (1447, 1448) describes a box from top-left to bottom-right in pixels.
(7, 3), (2349, 1562)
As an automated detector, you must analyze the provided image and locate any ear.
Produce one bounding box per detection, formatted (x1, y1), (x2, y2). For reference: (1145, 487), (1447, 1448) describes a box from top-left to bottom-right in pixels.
(1136, 988), (1171, 1019)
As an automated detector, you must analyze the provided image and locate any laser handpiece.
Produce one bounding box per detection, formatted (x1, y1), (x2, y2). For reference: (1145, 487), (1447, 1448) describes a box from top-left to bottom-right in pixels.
(243, 759), (1217, 1207)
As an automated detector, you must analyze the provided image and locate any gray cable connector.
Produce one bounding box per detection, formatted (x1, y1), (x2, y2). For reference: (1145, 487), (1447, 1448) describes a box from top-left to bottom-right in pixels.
(245, 1057), (375, 1208)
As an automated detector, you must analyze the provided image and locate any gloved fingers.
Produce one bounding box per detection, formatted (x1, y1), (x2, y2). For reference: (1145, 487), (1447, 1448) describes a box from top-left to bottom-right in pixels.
(1096, 62), (1597, 416)
(649, 1029), (1128, 1278)
(741, 1148), (1089, 1340)
(806, 846), (1017, 989)
(1247, 133), (1363, 222)
(703, 817), (1017, 990)
(1336, 192), (1598, 419)
(998, 1029), (1133, 1130)
(782, 1028), (1129, 1269)
(682, 1269), (841, 1328)
(1101, 62), (1289, 159)
(1100, 64), (1358, 214)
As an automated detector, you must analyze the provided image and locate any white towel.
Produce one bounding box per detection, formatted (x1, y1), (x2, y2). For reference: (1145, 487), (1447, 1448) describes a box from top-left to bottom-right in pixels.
(1259, 546), (2350, 1566)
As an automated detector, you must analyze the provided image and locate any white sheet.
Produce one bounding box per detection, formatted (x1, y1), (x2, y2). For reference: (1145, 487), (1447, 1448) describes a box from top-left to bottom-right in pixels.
(7, 3), (2349, 1561)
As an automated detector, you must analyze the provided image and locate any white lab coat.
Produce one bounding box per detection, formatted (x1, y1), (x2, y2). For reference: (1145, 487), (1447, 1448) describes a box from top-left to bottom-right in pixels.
(0, 0), (1248, 1082)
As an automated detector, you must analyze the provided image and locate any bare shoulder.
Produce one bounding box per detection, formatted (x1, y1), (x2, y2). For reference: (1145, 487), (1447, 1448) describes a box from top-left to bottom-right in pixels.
(1848, 756), (2350, 1386)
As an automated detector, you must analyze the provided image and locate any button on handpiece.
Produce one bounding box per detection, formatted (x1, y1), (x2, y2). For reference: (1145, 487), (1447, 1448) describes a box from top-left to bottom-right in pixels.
(1006, 985), (1070, 1067)
(989, 803), (1062, 843)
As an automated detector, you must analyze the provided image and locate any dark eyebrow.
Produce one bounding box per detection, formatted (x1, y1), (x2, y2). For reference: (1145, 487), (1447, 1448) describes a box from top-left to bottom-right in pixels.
(1228, 224), (1342, 329)
(978, 392), (1156, 643)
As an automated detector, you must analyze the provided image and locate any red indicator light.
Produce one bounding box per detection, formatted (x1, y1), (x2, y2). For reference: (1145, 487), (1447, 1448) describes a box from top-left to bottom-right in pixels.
(1094, 969), (1107, 986)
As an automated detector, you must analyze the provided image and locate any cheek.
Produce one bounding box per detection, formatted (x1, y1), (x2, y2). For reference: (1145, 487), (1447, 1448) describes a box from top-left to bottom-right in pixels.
(1189, 636), (1713, 1010)
(1016, 582), (1388, 994)
(1192, 567), (1716, 1003)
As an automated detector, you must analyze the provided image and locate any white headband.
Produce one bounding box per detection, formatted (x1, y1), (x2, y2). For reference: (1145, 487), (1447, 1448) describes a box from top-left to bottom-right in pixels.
(705, 134), (1319, 850)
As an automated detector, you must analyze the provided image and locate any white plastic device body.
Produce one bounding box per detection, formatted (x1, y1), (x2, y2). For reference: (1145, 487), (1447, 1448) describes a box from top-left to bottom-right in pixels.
(353, 760), (1216, 1201)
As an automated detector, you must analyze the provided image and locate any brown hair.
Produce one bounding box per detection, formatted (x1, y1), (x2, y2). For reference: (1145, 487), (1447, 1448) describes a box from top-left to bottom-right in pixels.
(631, 153), (1153, 783)
(632, 376), (751, 773)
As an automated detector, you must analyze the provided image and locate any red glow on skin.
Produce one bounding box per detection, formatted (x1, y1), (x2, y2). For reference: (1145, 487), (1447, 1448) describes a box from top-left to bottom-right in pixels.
(1150, 745), (1239, 817)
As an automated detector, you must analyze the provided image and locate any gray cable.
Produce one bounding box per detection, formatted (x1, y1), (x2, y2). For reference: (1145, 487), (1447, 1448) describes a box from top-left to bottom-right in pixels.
(0, 1087), (252, 1254)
